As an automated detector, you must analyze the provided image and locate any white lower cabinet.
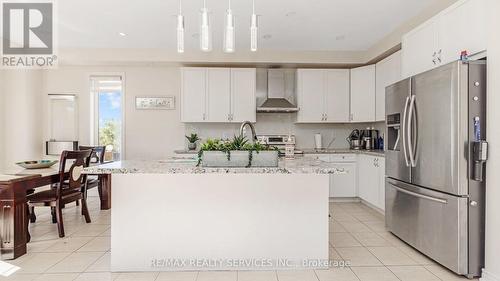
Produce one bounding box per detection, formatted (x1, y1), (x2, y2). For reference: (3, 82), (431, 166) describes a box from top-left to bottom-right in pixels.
(305, 153), (385, 207)
(377, 157), (386, 210)
(330, 163), (357, 197)
(358, 155), (386, 210)
(306, 154), (357, 198)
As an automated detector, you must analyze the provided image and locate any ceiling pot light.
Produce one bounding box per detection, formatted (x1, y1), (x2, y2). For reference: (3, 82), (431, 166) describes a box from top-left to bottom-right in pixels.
(118, 32), (126, 37)
(250, 0), (258, 52)
(200, 0), (212, 52)
(177, 0), (185, 53)
(223, 0), (235, 53)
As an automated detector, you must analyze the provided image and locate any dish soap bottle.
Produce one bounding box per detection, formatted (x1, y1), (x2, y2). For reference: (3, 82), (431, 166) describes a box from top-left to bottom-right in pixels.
(285, 135), (295, 159)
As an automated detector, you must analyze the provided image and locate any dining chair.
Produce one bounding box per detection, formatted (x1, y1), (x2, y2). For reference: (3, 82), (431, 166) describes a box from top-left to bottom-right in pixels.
(78, 146), (106, 201)
(26, 150), (93, 238)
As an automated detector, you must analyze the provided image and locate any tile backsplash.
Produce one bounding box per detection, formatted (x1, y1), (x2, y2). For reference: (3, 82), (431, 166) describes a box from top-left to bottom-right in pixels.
(185, 113), (385, 150)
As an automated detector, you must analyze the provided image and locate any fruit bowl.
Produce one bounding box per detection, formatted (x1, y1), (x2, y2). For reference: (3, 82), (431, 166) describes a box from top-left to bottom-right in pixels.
(16, 160), (59, 169)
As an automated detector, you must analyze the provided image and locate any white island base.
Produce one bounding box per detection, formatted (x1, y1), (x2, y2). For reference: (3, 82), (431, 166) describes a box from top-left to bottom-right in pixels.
(111, 173), (329, 272)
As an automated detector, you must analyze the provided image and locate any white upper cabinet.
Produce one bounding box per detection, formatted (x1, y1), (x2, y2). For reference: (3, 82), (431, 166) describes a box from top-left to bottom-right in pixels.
(181, 68), (207, 122)
(297, 69), (326, 122)
(325, 70), (350, 122)
(375, 51), (401, 121)
(181, 67), (256, 123)
(231, 68), (256, 123)
(207, 68), (231, 122)
(401, 20), (439, 78)
(350, 65), (376, 122)
(402, 0), (486, 78)
(297, 69), (350, 123)
(438, 0), (486, 64)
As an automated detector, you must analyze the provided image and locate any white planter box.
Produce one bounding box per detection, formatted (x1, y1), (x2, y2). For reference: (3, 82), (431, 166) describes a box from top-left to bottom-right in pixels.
(201, 151), (279, 167)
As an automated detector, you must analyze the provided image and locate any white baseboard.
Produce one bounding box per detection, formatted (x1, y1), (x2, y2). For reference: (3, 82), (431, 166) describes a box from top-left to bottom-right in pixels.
(329, 197), (360, 203)
(359, 199), (385, 215)
(481, 269), (500, 281)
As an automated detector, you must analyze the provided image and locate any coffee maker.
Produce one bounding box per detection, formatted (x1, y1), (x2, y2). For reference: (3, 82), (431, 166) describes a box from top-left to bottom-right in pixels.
(361, 128), (379, 150)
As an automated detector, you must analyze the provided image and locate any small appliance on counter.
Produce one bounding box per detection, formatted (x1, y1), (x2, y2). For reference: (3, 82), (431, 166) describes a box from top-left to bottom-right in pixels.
(285, 136), (295, 159)
(256, 135), (303, 156)
(346, 129), (362, 150)
(361, 128), (380, 150)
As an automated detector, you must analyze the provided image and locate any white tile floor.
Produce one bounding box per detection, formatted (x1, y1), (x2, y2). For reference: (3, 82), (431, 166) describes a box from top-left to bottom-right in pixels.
(2, 192), (478, 281)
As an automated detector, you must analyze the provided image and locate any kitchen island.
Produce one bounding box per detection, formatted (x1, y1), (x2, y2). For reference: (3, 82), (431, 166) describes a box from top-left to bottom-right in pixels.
(84, 157), (345, 272)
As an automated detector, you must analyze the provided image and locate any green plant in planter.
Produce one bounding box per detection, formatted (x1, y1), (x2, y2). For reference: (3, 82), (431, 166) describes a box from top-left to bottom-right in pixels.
(185, 133), (200, 143)
(197, 136), (277, 167)
(185, 133), (201, 150)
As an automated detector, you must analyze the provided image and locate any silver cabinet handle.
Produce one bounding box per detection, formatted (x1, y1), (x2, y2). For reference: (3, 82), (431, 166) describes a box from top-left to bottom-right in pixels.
(402, 96), (410, 167)
(203, 113), (206, 121)
(432, 51), (437, 64)
(389, 181), (447, 204)
(324, 114), (328, 121)
(407, 95), (416, 167)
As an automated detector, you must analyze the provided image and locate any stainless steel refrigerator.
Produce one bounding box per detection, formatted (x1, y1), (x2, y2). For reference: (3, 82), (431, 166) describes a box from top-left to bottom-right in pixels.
(385, 61), (487, 278)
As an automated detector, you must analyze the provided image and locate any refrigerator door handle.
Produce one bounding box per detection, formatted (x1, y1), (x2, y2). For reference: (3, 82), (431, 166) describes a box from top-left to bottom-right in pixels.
(402, 96), (410, 167)
(407, 95), (417, 167)
(388, 180), (448, 204)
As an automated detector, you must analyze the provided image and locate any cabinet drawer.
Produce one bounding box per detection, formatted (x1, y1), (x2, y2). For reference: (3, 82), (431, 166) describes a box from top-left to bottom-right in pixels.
(330, 154), (356, 162)
(306, 154), (331, 162)
(385, 178), (468, 274)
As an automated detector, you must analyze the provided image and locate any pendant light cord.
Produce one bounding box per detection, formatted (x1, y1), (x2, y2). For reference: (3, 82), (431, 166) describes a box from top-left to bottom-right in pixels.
(252, 0), (255, 14)
(179, 0), (182, 14)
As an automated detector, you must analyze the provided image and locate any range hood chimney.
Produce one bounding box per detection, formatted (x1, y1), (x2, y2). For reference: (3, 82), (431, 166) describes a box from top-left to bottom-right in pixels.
(257, 69), (299, 113)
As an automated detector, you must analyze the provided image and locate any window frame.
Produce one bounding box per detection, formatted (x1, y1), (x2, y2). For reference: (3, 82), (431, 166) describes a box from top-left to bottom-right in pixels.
(89, 72), (126, 160)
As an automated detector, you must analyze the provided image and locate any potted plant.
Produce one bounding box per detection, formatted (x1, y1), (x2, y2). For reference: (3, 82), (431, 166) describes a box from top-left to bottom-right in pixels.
(185, 133), (201, 151)
(197, 135), (279, 168)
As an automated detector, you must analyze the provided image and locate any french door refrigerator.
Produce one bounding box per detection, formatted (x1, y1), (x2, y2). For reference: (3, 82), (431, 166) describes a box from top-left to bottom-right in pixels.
(385, 61), (487, 278)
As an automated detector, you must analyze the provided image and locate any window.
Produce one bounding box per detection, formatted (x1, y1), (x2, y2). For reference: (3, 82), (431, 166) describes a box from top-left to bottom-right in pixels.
(90, 76), (124, 161)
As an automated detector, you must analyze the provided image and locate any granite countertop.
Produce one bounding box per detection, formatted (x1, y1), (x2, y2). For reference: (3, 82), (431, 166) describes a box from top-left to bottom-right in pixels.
(301, 148), (385, 157)
(83, 156), (347, 175)
(175, 149), (385, 157)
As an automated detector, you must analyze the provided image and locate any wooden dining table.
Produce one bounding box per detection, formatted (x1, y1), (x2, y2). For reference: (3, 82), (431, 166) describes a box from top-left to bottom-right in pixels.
(0, 167), (111, 260)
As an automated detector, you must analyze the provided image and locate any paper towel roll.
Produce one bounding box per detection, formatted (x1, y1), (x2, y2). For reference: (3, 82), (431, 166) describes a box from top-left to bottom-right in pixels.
(315, 133), (322, 149)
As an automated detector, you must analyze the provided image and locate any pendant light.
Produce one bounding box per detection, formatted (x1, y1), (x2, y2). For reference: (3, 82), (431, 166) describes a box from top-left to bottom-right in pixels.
(200, 0), (212, 52)
(250, 0), (258, 52)
(176, 0), (185, 53)
(223, 0), (235, 53)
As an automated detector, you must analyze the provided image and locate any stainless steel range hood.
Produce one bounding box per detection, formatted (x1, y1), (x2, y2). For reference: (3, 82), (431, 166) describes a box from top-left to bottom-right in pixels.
(257, 69), (298, 113)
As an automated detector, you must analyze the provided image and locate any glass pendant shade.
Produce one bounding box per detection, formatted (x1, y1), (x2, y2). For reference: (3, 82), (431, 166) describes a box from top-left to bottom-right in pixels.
(200, 4), (212, 52)
(177, 15), (185, 53)
(224, 8), (235, 53)
(250, 13), (258, 52)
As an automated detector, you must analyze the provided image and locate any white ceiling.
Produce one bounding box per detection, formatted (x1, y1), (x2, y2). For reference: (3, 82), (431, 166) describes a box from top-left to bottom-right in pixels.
(57, 0), (438, 52)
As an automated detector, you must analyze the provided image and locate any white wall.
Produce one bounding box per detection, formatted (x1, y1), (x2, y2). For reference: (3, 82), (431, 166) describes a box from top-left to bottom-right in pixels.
(43, 66), (185, 160)
(1, 70), (44, 169)
(482, 0), (500, 280)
